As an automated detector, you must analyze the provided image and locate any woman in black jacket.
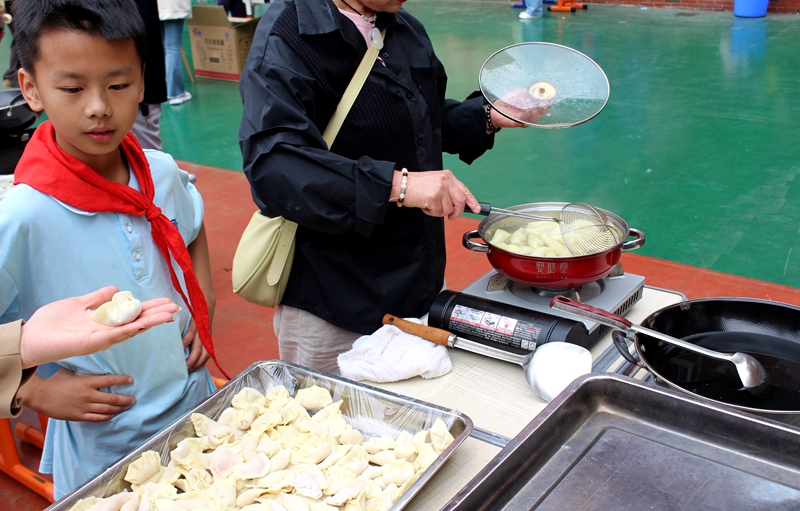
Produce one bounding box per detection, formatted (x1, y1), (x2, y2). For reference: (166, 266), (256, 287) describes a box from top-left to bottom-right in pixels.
(239, 0), (522, 374)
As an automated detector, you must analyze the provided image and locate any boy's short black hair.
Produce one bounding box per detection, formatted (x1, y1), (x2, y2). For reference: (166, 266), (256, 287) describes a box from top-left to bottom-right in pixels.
(14, 0), (147, 73)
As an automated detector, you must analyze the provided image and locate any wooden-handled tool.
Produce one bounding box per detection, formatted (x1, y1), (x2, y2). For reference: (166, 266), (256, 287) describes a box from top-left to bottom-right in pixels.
(382, 314), (456, 347)
(383, 313), (541, 393)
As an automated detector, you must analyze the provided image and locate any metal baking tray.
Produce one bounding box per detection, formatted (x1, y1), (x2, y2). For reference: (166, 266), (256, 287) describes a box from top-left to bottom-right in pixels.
(443, 373), (800, 511)
(47, 360), (473, 511)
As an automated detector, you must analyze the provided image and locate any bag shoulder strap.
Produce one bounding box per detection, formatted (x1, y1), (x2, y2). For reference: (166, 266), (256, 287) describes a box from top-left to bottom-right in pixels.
(322, 30), (386, 147)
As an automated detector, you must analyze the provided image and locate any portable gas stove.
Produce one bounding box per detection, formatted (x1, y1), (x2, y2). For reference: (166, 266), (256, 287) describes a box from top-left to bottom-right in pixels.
(428, 263), (644, 355)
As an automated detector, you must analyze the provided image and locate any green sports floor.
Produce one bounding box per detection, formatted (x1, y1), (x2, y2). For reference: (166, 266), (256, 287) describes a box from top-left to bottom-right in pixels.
(2, 0), (799, 290)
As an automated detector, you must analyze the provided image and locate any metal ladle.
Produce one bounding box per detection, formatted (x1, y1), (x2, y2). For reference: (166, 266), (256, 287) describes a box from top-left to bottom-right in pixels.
(550, 296), (772, 399)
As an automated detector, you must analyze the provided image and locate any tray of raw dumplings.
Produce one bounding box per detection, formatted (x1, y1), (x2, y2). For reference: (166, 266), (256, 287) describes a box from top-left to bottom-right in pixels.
(50, 360), (474, 511)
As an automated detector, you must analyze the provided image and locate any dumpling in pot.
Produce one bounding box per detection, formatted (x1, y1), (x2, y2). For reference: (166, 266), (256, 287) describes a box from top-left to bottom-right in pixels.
(489, 229), (511, 245)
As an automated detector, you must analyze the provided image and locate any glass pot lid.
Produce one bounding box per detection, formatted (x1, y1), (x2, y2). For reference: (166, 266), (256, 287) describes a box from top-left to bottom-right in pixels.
(479, 42), (610, 129)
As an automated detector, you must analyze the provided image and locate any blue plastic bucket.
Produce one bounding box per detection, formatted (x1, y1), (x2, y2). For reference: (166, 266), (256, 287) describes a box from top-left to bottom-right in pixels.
(734, 0), (769, 18)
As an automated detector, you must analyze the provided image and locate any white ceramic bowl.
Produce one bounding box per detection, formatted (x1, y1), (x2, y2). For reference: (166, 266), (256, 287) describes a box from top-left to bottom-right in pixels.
(528, 342), (592, 402)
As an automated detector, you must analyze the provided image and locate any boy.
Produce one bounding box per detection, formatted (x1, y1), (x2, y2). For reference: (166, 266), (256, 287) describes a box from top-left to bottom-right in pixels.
(0, 0), (225, 498)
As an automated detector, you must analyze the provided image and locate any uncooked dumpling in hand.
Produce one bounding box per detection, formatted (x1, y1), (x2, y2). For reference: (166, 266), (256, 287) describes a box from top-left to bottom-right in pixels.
(91, 291), (143, 326)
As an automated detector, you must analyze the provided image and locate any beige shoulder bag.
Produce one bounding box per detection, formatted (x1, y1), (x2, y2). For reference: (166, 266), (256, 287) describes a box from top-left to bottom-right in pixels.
(232, 32), (385, 307)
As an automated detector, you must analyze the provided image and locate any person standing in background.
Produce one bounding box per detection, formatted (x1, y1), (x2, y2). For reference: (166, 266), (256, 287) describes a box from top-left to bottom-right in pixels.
(158, 0), (192, 106)
(132, 0), (168, 150)
(519, 0), (544, 19)
(217, 0), (247, 18)
(1, 0), (21, 88)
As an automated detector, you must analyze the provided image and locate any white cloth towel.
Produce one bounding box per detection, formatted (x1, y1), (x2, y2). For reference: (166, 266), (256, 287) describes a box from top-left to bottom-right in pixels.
(337, 320), (452, 383)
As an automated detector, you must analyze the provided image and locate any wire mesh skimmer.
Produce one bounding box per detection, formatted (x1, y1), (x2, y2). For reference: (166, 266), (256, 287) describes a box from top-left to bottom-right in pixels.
(478, 202), (621, 256)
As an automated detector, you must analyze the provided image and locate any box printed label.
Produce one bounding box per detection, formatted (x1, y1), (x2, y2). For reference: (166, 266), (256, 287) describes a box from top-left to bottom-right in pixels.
(449, 305), (542, 351)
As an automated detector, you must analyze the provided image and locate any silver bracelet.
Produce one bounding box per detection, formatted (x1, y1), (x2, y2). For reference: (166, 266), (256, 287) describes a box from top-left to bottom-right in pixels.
(397, 168), (408, 207)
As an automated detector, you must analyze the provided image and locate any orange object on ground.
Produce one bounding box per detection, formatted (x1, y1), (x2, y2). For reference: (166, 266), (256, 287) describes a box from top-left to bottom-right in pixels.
(0, 418), (53, 503)
(548, 0), (588, 12)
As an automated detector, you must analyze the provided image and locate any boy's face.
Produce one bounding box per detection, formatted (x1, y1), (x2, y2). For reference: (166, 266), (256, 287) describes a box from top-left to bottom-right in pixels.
(19, 29), (144, 169)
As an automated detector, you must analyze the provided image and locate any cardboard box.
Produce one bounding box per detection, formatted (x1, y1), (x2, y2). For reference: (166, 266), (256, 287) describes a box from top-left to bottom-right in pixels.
(186, 6), (260, 82)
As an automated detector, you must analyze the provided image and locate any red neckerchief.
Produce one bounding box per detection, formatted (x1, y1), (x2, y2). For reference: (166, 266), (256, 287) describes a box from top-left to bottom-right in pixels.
(15, 121), (229, 378)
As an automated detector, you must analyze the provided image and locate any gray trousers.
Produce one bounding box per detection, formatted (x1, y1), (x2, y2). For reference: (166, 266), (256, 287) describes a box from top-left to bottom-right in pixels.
(273, 305), (361, 376)
(131, 103), (162, 151)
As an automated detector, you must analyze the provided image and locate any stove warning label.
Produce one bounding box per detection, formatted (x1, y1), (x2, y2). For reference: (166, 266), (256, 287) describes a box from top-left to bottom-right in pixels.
(449, 305), (541, 350)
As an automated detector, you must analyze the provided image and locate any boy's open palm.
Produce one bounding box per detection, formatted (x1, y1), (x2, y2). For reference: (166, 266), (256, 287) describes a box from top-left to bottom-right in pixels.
(22, 369), (135, 422)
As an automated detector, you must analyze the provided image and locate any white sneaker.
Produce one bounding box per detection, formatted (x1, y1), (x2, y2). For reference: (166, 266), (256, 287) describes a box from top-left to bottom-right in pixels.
(168, 91), (192, 105)
(519, 11), (542, 19)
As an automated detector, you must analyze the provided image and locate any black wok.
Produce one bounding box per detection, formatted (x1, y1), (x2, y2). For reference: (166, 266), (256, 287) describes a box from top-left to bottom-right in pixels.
(612, 298), (800, 426)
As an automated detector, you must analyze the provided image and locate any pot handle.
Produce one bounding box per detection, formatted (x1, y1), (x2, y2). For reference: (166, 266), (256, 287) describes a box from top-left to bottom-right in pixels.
(463, 230), (490, 253)
(611, 330), (641, 366)
(621, 228), (645, 252)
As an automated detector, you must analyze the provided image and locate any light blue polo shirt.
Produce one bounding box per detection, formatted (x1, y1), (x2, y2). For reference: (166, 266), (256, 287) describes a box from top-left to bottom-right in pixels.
(0, 150), (215, 499)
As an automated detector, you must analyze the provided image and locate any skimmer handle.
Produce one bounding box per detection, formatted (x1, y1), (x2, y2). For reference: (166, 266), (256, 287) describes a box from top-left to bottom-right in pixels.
(477, 202), (556, 222)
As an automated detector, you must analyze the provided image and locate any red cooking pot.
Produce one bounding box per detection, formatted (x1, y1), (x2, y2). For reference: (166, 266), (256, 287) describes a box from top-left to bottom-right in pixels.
(463, 202), (645, 288)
